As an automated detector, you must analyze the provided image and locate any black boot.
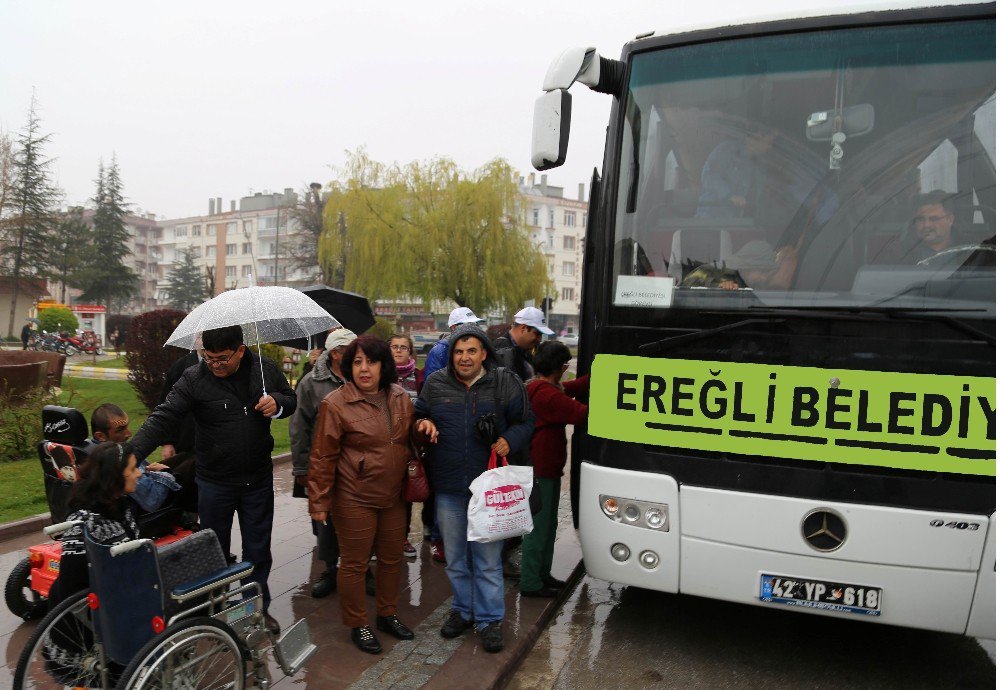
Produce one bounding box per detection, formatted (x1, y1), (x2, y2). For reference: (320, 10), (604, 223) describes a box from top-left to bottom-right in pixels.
(376, 614), (415, 640)
(310, 569), (336, 598)
(351, 626), (382, 654)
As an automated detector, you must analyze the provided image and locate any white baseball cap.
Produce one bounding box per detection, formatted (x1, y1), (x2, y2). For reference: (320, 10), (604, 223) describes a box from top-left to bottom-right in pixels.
(447, 307), (484, 328)
(513, 307), (554, 335)
(325, 328), (357, 350)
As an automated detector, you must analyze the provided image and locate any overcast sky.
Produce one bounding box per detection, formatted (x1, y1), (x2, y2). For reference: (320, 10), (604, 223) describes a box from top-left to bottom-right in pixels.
(1, 0), (932, 219)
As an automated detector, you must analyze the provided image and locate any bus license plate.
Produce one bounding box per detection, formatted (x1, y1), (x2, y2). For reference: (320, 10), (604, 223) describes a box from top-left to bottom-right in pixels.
(760, 574), (882, 616)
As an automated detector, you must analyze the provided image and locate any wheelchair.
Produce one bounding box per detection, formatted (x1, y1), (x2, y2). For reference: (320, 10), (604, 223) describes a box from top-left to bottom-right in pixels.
(5, 406), (193, 622)
(14, 521), (316, 689)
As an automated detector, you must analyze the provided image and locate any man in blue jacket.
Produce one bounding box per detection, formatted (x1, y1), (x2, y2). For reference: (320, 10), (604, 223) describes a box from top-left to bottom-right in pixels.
(414, 323), (534, 654)
(420, 306), (485, 563)
(131, 325), (295, 635)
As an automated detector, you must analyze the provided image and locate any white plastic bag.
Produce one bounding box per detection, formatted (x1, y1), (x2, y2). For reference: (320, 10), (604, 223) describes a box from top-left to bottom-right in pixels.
(467, 451), (535, 543)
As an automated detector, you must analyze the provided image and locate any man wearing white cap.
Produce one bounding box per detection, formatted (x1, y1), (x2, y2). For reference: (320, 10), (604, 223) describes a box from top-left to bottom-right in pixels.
(494, 307), (554, 382)
(423, 307), (485, 382)
(492, 306), (554, 580)
(290, 327), (357, 597)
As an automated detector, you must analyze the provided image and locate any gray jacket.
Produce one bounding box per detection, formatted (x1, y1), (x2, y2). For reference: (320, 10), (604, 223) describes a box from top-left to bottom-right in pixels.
(289, 349), (344, 476)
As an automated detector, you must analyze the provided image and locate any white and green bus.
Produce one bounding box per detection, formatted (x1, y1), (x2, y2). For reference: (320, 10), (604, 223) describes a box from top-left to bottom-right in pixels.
(532, 1), (995, 636)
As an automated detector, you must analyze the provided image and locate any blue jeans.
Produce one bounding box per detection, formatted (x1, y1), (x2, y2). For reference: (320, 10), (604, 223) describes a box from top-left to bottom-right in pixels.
(197, 475), (274, 609)
(436, 491), (505, 626)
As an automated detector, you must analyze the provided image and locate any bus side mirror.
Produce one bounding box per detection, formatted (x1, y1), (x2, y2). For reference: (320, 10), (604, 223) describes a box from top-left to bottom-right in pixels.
(532, 89), (572, 171)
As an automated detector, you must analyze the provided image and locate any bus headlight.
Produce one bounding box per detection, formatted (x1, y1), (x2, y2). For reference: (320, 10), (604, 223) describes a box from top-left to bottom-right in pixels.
(599, 495), (669, 532)
(644, 508), (666, 529)
(611, 543), (631, 562)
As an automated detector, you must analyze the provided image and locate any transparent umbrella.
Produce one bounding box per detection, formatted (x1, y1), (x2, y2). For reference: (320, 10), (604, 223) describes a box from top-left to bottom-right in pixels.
(165, 285), (340, 395)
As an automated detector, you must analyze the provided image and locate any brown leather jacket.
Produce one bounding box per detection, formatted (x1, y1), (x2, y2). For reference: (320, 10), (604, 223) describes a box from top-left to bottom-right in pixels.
(307, 381), (415, 512)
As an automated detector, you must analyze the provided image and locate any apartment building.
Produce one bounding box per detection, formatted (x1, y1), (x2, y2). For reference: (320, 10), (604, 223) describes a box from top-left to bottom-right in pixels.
(519, 174), (588, 335)
(42, 210), (163, 315)
(156, 189), (318, 302)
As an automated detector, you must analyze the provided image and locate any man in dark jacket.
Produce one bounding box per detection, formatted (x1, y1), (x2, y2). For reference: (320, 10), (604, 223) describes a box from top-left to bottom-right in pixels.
(131, 325), (295, 634)
(289, 327), (356, 597)
(414, 323), (535, 654)
(493, 306), (553, 382)
(492, 306), (554, 577)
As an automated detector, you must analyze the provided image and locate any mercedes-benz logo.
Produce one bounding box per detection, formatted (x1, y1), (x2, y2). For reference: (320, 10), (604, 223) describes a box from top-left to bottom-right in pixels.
(801, 509), (847, 552)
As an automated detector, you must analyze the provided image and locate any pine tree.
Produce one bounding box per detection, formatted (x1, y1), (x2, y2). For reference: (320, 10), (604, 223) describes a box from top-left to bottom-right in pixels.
(48, 206), (93, 304)
(1, 95), (61, 338)
(77, 155), (139, 315)
(164, 247), (209, 311)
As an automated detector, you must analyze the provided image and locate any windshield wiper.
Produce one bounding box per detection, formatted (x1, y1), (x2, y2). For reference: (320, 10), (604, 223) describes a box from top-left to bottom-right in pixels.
(638, 306), (994, 357)
(745, 305), (994, 344)
(638, 318), (784, 356)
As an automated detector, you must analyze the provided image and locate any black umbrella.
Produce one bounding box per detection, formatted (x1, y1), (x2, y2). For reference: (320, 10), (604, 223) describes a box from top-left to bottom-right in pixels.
(272, 285), (376, 349)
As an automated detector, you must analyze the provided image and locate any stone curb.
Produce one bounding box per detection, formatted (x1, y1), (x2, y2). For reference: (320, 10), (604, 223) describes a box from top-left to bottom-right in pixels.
(490, 559), (586, 690)
(0, 452), (293, 545)
(63, 366), (129, 380)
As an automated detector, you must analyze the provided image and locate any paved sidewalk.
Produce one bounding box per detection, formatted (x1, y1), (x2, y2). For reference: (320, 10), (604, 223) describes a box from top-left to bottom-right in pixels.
(0, 460), (582, 688)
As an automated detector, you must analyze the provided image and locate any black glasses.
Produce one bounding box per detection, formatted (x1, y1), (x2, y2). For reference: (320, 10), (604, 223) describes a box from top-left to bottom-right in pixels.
(201, 349), (239, 367)
(390, 345), (410, 352)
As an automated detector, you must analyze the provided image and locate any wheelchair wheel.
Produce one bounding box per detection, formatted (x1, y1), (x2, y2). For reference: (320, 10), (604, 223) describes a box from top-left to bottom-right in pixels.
(13, 590), (105, 689)
(5, 557), (47, 621)
(116, 616), (245, 690)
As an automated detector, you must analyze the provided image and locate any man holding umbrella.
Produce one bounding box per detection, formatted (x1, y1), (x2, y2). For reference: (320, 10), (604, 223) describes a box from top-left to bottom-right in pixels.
(131, 324), (296, 635)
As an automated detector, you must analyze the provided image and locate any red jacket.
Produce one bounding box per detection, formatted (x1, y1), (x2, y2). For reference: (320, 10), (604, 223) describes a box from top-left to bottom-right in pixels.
(526, 375), (589, 478)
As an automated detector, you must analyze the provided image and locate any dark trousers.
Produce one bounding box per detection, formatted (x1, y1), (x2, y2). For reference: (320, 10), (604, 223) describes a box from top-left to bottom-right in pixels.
(196, 475), (274, 609)
(162, 452), (198, 513)
(519, 477), (561, 591)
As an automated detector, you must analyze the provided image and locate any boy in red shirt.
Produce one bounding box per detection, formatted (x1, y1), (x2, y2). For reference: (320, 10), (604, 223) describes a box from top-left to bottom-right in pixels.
(521, 342), (589, 597)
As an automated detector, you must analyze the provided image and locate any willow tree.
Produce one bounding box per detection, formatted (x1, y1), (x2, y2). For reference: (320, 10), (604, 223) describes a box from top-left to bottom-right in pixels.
(319, 150), (550, 315)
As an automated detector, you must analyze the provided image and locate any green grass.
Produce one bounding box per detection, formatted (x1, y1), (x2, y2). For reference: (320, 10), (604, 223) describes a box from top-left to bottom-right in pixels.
(0, 458), (51, 523)
(0, 376), (292, 525)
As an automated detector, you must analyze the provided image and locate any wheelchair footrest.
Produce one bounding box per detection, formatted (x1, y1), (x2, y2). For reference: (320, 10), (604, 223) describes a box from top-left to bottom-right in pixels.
(274, 619), (317, 676)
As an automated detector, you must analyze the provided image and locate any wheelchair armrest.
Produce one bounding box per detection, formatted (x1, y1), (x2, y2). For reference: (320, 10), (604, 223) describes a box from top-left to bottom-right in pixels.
(44, 520), (83, 538)
(170, 561), (254, 602)
(110, 539), (155, 557)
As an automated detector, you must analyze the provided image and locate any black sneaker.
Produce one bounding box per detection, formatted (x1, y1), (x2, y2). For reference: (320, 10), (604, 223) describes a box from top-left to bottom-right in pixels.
(440, 610), (473, 638)
(310, 569), (336, 598)
(543, 575), (567, 589)
(520, 586), (560, 598)
(479, 621), (504, 653)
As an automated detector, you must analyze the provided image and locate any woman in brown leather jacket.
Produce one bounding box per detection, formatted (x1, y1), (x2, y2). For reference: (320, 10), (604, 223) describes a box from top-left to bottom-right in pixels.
(307, 335), (431, 654)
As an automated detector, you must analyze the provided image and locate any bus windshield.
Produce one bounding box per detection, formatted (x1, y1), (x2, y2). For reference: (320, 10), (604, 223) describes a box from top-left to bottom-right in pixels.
(611, 19), (995, 318)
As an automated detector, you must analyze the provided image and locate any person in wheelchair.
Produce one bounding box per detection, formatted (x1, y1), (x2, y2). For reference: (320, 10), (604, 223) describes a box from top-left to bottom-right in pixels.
(47, 441), (142, 611)
(88, 403), (198, 519)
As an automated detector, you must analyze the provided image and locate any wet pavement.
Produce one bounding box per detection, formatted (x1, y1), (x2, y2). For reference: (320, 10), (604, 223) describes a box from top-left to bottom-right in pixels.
(0, 459), (582, 688)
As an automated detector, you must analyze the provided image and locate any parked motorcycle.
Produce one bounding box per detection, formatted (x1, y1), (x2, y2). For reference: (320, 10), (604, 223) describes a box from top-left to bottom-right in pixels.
(36, 332), (63, 353)
(64, 330), (103, 355)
